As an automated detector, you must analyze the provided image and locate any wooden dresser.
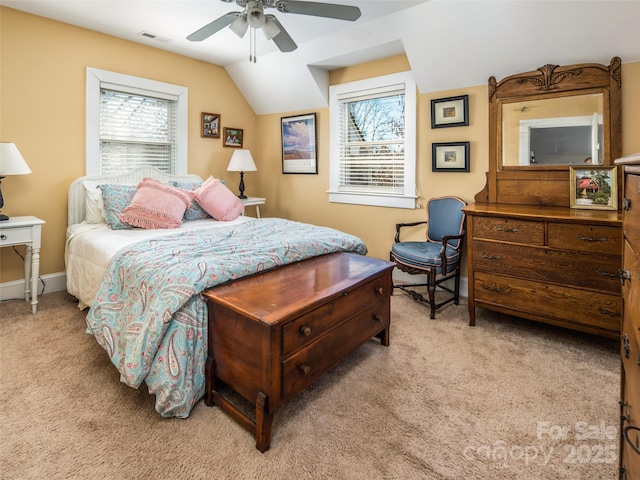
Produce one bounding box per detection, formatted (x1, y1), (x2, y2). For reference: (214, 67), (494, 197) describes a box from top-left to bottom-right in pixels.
(615, 153), (640, 479)
(464, 203), (622, 338)
(464, 57), (624, 338)
(202, 252), (394, 452)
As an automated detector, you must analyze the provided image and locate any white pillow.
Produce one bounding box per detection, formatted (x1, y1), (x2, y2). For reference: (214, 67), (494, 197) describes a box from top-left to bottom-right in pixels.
(83, 181), (105, 224)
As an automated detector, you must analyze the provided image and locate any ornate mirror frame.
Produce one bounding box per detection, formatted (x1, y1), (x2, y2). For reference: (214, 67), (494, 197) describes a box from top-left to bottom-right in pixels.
(476, 57), (621, 207)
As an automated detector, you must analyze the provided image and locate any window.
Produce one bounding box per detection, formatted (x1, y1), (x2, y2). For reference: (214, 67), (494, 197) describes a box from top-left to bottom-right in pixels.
(86, 67), (188, 175)
(329, 71), (416, 209)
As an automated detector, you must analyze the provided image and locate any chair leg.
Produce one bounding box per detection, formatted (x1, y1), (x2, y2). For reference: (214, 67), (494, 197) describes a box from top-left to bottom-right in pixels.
(453, 268), (461, 305)
(428, 270), (437, 319)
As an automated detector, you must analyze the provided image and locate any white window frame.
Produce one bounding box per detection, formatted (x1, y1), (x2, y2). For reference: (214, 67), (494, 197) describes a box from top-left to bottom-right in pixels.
(85, 67), (188, 175)
(329, 71), (417, 209)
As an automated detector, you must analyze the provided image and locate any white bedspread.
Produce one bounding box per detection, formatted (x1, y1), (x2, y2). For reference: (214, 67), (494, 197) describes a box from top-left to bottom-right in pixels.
(65, 217), (250, 308)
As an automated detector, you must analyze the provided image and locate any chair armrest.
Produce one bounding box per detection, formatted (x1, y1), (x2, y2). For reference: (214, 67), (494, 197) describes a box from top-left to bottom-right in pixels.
(441, 231), (465, 248)
(394, 221), (427, 243)
(439, 230), (466, 270)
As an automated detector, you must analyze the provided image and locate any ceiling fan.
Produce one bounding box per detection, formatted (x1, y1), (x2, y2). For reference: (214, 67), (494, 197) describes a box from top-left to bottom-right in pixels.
(187, 0), (361, 61)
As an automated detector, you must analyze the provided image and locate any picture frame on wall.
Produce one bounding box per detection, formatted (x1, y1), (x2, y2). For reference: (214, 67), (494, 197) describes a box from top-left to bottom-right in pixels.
(569, 166), (617, 210)
(281, 112), (318, 174)
(223, 127), (243, 148)
(432, 142), (470, 172)
(431, 95), (469, 128)
(201, 112), (220, 138)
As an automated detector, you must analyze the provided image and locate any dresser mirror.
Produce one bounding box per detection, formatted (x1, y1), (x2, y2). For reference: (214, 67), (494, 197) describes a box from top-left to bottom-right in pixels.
(501, 93), (603, 167)
(479, 57), (621, 207)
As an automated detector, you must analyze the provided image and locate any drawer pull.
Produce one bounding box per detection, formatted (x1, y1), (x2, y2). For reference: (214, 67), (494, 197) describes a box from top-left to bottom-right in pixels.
(623, 426), (640, 456)
(495, 225), (519, 233)
(618, 269), (632, 286)
(598, 307), (619, 317)
(623, 197), (631, 211)
(0, 235), (6, 240)
(299, 326), (312, 337)
(373, 314), (382, 322)
(596, 269), (617, 278)
(376, 286), (384, 295)
(622, 334), (630, 359)
(481, 283), (504, 293)
(479, 252), (502, 260)
(620, 401), (631, 422)
(299, 364), (311, 376)
(577, 235), (607, 243)
(637, 352), (640, 366)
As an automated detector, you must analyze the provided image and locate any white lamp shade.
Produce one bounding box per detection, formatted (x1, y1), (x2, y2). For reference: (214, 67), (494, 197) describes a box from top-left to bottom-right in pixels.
(227, 149), (257, 172)
(262, 17), (281, 40)
(0, 143), (31, 176)
(229, 14), (248, 38)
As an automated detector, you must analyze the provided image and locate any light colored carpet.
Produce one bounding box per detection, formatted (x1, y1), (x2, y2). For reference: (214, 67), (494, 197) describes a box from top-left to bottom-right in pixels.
(0, 290), (620, 479)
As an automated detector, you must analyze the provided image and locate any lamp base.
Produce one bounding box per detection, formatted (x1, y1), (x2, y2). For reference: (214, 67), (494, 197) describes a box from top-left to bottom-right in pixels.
(0, 214), (9, 221)
(237, 171), (248, 199)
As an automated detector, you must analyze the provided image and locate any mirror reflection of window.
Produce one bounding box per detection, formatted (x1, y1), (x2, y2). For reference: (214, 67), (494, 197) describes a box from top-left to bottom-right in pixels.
(501, 93), (603, 167)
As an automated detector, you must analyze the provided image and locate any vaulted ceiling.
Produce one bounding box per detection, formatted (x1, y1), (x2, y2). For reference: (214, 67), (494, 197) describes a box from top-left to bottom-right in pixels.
(4, 1), (640, 115)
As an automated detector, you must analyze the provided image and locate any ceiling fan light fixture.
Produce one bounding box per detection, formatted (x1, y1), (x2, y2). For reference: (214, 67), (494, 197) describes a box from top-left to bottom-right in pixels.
(229, 14), (248, 38)
(246, 1), (266, 29)
(262, 17), (281, 41)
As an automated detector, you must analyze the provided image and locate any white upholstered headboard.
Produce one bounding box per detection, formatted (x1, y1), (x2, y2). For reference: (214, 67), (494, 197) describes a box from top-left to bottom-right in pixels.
(68, 166), (203, 226)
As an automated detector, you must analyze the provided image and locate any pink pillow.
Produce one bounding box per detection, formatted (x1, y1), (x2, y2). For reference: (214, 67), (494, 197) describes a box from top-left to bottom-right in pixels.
(193, 176), (244, 221)
(119, 178), (192, 229)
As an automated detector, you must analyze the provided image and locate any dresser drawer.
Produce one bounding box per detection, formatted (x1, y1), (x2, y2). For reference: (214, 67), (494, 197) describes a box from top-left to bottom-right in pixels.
(622, 240), (640, 348)
(281, 273), (390, 357)
(621, 311), (640, 477)
(621, 369), (640, 479)
(474, 271), (621, 333)
(472, 240), (621, 294)
(0, 226), (33, 246)
(624, 173), (640, 253)
(472, 217), (544, 245)
(281, 302), (389, 401)
(548, 223), (622, 254)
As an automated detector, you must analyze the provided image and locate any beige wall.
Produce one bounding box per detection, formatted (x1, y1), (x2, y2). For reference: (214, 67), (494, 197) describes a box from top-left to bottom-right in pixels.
(256, 54), (489, 264)
(2, 6), (639, 285)
(257, 58), (640, 263)
(0, 7), (257, 283)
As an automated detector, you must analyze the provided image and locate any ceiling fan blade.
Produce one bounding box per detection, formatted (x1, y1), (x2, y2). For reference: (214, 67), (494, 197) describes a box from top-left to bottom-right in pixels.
(265, 15), (297, 52)
(187, 12), (242, 41)
(275, 1), (361, 21)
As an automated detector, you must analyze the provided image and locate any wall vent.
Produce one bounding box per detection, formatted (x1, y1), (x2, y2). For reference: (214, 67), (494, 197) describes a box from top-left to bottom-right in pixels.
(138, 31), (172, 43)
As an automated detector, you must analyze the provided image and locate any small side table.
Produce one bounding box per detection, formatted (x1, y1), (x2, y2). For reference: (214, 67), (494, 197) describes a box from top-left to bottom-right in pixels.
(0, 216), (45, 313)
(241, 197), (266, 218)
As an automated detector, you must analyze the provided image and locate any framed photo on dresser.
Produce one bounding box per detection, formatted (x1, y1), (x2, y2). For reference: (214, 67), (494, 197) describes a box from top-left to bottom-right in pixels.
(570, 166), (617, 210)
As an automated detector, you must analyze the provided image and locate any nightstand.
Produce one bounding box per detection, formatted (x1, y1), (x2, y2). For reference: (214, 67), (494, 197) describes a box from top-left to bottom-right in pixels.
(0, 216), (45, 313)
(241, 197), (266, 218)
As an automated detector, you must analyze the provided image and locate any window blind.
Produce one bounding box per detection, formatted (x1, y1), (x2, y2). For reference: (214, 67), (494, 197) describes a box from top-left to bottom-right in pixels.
(99, 88), (177, 175)
(337, 87), (406, 195)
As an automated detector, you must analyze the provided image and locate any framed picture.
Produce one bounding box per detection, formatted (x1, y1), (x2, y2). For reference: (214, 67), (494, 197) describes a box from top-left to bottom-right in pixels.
(281, 113), (318, 174)
(570, 166), (617, 210)
(201, 112), (220, 138)
(432, 142), (470, 172)
(431, 95), (469, 128)
(223, 127), (243, 148)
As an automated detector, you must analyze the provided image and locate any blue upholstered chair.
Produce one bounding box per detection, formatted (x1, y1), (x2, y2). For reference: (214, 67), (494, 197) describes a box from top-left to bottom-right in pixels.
(390, 196), (467, 319)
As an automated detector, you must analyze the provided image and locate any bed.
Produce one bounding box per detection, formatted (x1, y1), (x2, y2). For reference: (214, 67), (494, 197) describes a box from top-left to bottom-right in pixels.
(65, 166), (367, 418)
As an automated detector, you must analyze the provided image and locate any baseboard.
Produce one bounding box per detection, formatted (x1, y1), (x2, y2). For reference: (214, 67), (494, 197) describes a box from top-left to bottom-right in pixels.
(0, 271), (67, 302)
(392, 268), (468, 299)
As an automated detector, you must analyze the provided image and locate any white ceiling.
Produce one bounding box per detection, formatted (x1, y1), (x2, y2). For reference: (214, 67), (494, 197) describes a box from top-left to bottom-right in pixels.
(3, 0), (640, 115)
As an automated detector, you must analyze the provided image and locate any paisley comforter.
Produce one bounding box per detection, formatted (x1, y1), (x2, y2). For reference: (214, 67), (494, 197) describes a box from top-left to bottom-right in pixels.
(86, 218), (367, 417)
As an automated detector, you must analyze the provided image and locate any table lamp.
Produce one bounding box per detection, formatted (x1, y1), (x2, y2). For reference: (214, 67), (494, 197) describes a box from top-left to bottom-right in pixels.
(0, 142), (32, 221)
(227, 149), (257, 199)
